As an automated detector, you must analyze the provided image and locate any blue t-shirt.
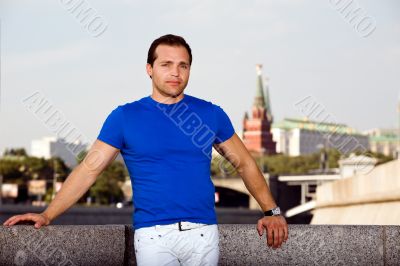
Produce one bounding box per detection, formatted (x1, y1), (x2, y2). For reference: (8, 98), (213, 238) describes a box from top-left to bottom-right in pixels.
(97, 94), (235, 229)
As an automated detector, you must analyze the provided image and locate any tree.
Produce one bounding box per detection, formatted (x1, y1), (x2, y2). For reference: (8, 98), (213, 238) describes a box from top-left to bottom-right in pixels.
(76, 150), (129, 205)
(0, 159), (23, 184)
(354, 150), (394, 165)
(0, 152), (72, 203)
(3, 148), (27, 157)
(210, 148), (395, 177)
(48, 157), (70, 182)
(89, 160), (128, 205)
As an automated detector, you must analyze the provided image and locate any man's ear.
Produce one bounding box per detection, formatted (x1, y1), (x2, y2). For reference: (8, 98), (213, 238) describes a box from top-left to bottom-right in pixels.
(146, 63), (153, 79)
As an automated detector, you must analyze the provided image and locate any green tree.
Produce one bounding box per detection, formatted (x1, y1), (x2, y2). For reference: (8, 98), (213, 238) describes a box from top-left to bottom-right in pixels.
(0, 151), (71, 201)
(0, 159), (23, 184)
(48, 157), (70, 182)
(3, 148), (27, 157)
(211, 155), (238, 177)
(354, 150), (394, 165)
(210, 148), (385, 177)
(89, 160), (127, 205)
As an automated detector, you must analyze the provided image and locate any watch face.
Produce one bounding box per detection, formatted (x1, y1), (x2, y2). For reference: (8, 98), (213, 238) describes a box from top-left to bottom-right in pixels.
(272, 207), (281, 215)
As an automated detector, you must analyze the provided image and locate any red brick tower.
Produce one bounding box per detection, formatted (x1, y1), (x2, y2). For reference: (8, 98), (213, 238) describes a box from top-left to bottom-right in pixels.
(242, 64), (276, 156)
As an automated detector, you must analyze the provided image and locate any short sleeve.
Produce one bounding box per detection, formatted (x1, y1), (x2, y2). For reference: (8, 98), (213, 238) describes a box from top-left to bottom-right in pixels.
(213, 105), (235, 144)
(97, 106), (124, 149)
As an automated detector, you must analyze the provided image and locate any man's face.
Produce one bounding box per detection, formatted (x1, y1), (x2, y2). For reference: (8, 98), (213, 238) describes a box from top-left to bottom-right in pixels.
(146, 44), (191, 98)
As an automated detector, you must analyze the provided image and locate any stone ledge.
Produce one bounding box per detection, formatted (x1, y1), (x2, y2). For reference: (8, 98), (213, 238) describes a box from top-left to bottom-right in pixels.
(0, 224), (399, 265)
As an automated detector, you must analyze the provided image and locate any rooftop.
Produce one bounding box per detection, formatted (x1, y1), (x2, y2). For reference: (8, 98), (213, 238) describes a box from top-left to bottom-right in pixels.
(272, 117), (362, 135)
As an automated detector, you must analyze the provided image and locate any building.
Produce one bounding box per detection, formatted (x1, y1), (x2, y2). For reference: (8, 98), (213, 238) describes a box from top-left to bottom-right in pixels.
(31, 136), (87, 167)
(364, 128), (399, 157)
(362, 94), (400, 158)
(338, 153), (377, 178)
(242, 64), (276, 156)
(271, 118), (369, 156)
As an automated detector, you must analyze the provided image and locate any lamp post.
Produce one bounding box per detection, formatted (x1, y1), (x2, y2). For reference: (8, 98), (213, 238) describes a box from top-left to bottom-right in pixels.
(317, 143), (328, 174)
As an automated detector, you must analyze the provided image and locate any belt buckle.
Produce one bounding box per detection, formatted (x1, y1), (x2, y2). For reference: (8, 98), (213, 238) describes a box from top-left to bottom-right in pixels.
(178, 221), (191, 231)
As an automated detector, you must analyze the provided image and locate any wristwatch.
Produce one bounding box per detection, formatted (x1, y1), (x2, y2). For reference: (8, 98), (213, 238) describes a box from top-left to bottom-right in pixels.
(264, 206), (281, 216)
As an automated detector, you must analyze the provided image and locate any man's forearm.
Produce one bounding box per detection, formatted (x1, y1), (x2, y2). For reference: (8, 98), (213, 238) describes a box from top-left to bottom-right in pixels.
(42, 163), (97, 221)
(237, 159), (277, 212)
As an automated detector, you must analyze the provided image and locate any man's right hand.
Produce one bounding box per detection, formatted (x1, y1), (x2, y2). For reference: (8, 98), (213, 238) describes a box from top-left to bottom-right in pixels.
(3, 213), (51, 229)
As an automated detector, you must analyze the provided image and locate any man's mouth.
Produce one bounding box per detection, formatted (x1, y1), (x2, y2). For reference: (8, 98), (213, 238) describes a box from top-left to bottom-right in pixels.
(166, 81), (181, 85)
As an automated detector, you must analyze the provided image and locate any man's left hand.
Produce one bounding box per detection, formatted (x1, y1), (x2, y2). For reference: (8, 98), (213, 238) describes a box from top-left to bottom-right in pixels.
(257, 215), (288, 249)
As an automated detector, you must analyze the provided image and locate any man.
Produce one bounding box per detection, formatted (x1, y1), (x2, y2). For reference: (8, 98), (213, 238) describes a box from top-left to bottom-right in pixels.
(3, 34), (288, 265)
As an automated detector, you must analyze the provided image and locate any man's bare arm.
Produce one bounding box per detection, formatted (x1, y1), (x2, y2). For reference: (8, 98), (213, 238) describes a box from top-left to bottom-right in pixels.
(213, 133), (288, 248)
(3, 140), (119, 228)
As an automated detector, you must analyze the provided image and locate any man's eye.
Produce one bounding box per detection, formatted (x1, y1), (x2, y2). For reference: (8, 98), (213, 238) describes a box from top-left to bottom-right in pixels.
(181, 65), (188, 69)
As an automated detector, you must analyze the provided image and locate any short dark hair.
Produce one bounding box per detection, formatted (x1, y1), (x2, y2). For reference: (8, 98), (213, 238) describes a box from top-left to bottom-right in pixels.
(147, 34), (192, 67)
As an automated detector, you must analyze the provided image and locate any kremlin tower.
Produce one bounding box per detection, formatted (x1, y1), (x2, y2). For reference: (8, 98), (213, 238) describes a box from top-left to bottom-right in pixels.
(242, 64), (276, 156)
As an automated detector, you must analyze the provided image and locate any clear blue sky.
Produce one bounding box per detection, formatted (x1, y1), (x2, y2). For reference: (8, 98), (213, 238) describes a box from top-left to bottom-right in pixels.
(0, 0), (399, 154)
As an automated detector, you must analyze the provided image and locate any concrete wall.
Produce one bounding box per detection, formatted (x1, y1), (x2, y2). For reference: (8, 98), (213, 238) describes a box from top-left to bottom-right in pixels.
(1, 224), (399, 265)
(312, 159), (400, 225)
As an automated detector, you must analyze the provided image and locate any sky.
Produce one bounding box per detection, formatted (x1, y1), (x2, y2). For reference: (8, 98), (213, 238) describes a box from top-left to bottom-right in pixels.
(0, 0), (399, 155)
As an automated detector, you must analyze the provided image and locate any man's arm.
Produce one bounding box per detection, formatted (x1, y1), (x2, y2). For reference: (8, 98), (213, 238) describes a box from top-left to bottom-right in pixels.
(213, 133), (288, 248)
(3, 140), (119, 228)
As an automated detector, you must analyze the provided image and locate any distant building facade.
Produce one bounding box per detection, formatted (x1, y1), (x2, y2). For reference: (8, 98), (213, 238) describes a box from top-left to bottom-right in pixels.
(364, 128), (399, 157)
(272, 118), (369, 156)
(31, 137), (87, 167)
(338, 153), (377, 178)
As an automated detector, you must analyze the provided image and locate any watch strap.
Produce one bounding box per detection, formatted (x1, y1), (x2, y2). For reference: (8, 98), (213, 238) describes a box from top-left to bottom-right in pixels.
(264, 206), (281, 216)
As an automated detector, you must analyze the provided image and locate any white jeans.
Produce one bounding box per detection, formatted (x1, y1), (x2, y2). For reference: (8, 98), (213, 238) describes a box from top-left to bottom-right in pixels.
(134, 222), (219, 266)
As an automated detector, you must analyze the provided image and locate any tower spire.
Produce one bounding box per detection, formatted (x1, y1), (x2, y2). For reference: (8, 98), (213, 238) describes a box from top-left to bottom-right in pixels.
(242, 64), (277, 156)
(264, 76), (273, 124)
(254, 64), (266, 108)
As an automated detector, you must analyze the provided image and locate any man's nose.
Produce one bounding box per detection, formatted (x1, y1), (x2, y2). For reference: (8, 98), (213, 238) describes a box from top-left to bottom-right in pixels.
(170, 66), (179, 77)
